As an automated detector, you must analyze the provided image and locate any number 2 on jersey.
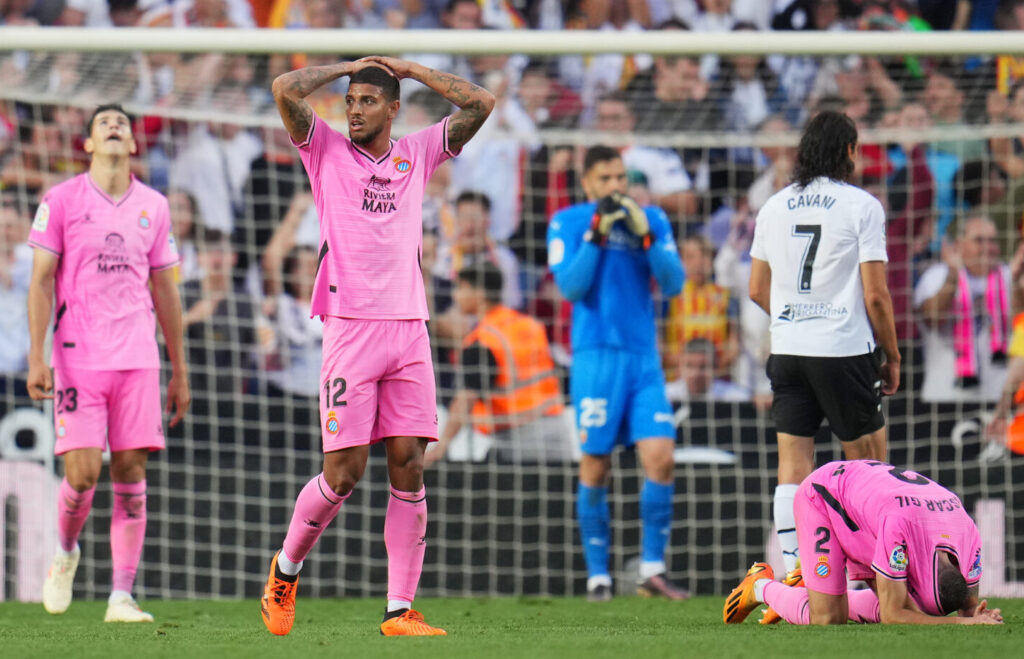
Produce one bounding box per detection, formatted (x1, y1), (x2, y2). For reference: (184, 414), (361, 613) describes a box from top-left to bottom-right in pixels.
(792, 224), (821, 293)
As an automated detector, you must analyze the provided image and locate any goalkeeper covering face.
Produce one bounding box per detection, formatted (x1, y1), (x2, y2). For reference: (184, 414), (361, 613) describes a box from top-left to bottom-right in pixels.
(547, 146), (686, 602)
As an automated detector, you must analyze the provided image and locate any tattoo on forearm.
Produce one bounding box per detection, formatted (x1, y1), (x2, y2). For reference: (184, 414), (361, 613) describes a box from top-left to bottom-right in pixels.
(279, 97), (313, 139)
(279, 65), (346, 98)
(274, 64), (346, 139)
(427, 70), (483, 107)
(426, 70), (492, 149)
(448, 102), (488, 148)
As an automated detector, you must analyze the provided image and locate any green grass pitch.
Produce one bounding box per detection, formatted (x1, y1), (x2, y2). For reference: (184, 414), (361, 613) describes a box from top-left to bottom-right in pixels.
(1, 596), (1021, 659)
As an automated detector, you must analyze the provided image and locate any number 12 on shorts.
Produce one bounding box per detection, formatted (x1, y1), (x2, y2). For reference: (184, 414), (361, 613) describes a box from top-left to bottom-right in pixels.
(323, 377), (347, 408)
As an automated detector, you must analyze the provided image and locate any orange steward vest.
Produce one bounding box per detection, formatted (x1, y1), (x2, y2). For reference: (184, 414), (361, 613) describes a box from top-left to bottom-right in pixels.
(463, 306), (563, 434)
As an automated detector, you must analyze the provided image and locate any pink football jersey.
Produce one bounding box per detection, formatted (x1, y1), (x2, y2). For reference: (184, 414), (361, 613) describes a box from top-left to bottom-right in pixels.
(806, 460), (982, 615)
(28, 173), (178, 370)
(294, 112), (459, 320)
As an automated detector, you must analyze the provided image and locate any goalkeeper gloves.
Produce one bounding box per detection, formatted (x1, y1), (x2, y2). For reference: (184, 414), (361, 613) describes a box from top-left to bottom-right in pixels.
(614, 193), (653, 249)
(584, 194), (653, 249)
(585, 195), (626, 246)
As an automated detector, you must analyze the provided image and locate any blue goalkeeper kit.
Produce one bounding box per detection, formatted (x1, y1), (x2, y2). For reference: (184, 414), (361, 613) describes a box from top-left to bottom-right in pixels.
(549, 199), (684, 585)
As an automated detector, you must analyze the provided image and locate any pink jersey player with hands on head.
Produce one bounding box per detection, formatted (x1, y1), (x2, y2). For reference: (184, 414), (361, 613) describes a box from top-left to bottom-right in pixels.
(725, 460), (1003, 626)
(260, 56), (494, 638)
(28, 104), (191, 624)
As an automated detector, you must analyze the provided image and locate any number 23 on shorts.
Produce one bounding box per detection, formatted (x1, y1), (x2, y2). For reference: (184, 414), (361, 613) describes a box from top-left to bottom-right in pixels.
(56, 387), (78, 413)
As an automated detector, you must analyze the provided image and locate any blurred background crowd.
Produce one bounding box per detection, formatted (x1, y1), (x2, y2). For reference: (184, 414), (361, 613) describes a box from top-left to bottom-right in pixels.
(3, 0), (1024, 456)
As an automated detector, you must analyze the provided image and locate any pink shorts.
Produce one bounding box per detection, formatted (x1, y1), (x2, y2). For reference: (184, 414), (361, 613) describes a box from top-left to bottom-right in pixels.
(794, 475), (874, 595)
(319, 317), (438, 452)
(52, 367), (165, 455)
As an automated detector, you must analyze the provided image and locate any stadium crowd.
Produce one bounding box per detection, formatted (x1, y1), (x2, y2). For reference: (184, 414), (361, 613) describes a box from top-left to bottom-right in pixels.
(3, 0), (1024, 457)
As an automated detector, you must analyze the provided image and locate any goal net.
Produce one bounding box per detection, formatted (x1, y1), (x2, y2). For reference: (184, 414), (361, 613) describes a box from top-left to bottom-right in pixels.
(1, 27), (1023, 601)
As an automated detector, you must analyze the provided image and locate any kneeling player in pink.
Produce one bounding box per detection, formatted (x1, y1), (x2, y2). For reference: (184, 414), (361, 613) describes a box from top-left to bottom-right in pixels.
(724, 460), (1003, 625)
(28, 104), (190, 622)
(261, 56), (493, 636)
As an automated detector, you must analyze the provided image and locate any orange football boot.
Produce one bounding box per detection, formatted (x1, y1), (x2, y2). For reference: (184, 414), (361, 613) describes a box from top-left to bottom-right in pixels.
(260, 551), (298, 636)
(723, 562), (774, 624)
(380, 609), (447, 636)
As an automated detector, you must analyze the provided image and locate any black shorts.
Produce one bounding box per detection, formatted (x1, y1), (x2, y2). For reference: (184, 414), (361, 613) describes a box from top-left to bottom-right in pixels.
(766, 350), (884, 442)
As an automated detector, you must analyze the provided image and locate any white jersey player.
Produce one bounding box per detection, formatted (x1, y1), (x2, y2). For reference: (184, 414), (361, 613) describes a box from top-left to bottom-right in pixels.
(747, 110), (900, 623)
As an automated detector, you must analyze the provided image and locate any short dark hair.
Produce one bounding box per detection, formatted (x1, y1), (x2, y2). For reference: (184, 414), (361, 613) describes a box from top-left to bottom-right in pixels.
(597, 91), (632, 109)
(584, 145), (621, 174)
(792, 110), (857, 189)
(656, 18), (690, 30)
(522, 58), (551, 78)
(683, 337), (716, 359)
(87, 103), (133, 136)
(956, 159), (1007, 208)
(406, 89), (449, 124)
(108, 0), (138, 12)
(455, 190), (491, 212)
(457, 261), (504, 304)
(446, 0), (479, 13)
(349, 66), (400, 103)
(197, 227), (231, 250)
(937, 560), (969, 614)
(682, 233), (714, 257)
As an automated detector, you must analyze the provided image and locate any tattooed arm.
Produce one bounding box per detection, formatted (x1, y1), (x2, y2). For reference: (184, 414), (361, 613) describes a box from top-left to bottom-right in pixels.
(272, 62), (364, 144)
(359, 56), (495, 152)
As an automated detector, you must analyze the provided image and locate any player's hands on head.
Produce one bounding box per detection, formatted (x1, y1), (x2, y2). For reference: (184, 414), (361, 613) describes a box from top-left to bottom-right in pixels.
(165, 373), (191, 428)
(613, 193), (650, 238)
(26, 360), (54, 400)
(355, 56), (408, 79)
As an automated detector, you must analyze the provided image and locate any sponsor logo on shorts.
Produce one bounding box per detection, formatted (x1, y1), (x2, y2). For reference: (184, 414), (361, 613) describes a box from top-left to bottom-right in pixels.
(139, 211), (150, 229)
(654, 412), (674, 424)
(57, 417), (66, 438)
(325, 410), (339, 435)
(889, 544), (908, 573)
(815, 555), (830, 578)
(968, 549), (982, 580)
(579, 430), (588, 444)
(393, 157), (412, 173)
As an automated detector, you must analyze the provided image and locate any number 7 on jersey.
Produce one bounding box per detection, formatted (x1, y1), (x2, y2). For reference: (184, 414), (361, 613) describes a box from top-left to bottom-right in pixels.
(792, 224), (821, 294)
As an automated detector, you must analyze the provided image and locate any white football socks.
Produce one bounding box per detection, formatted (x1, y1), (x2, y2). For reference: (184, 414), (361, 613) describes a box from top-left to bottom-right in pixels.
(774, 484), (800, 573)
(277, 551), (303, 576)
